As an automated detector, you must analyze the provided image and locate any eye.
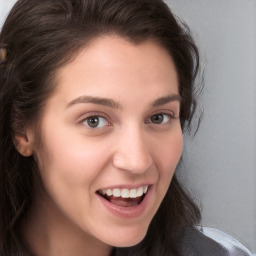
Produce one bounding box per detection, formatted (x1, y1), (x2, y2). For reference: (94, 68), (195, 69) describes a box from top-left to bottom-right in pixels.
(83, 116), (109, 128)
(150, 113), (172, 124)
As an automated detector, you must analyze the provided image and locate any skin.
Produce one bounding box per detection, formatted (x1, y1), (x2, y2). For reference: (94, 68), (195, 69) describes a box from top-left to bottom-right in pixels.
(19, 35), (183, 256)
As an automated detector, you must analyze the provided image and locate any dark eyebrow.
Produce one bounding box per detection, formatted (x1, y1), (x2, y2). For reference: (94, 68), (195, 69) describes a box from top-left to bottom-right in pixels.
(66, 96), (121, 109)
(151, 94), (182, 107)
(66, 94), (181, 109)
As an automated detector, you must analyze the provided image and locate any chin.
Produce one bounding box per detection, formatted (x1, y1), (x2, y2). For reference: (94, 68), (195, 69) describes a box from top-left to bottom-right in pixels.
(110, 235), (146, 248)
(103, 225), (148, 248)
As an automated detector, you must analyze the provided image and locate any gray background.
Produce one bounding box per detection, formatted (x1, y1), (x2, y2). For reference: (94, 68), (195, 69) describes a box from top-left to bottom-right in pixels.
(166, 0), (256, 253)
(1, 0), (255, 253)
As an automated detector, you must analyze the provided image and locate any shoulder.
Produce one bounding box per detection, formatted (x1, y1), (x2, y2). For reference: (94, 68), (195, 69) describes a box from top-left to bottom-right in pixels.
(182, 226), (252, 256)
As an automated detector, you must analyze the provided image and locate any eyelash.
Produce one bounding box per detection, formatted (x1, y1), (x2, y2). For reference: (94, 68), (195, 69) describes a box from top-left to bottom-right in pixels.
(82, 115), (111, 129)
(146, 113), (175, 125)
(81, 112), (176, 129)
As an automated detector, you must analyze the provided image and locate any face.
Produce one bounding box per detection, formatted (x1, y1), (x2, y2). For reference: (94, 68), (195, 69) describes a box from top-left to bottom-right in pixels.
(33, 36), (182, 248)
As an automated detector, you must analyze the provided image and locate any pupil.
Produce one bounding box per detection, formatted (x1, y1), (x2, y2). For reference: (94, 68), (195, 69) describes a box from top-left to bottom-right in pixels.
(151, 114), (163, 124)
(88, 117), (99, 127)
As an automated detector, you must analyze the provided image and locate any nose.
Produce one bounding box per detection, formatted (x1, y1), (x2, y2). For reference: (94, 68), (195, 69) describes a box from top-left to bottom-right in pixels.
(112, 127), (153, 174)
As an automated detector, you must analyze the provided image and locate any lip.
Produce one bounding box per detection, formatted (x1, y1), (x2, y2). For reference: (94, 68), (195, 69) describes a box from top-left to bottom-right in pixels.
(96, 185), (153, 218)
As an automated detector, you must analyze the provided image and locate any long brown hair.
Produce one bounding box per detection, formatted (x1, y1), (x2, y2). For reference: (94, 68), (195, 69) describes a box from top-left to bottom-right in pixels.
(0, 0), (201, 255)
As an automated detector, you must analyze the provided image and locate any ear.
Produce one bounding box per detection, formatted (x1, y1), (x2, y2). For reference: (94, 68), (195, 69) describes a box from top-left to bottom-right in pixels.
(13, 130), (34, 157)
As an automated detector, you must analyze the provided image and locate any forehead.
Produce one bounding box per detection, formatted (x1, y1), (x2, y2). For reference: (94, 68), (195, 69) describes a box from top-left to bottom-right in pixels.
(52, 35), (179, 105)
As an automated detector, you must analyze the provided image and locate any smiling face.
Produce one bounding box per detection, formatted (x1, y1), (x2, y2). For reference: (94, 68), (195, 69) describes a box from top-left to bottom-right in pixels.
(26, 35), (183, 251)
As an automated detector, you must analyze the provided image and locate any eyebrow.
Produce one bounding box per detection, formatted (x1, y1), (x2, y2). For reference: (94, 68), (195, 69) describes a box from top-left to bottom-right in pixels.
(66, 96), (122, 109)
(151, 94), (182, 107)
(66, 94), (181, 109)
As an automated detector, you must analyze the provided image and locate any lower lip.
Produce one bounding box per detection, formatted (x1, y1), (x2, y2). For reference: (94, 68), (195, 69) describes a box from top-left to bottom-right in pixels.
(96, 186), (152, 218)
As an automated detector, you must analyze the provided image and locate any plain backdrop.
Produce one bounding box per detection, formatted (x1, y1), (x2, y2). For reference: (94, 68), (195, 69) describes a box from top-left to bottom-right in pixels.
(167, 0), (256, 253)
(1, 0), (256, 253)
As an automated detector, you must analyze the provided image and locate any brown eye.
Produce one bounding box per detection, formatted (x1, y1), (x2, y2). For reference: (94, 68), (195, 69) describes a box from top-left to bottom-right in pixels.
(83, 116), (108, 128)
(150, 113), (172, 124)
(151, 114), (164, 124)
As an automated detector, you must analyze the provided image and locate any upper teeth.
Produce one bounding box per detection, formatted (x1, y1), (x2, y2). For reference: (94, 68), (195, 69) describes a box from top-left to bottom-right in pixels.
(99, 185), (149, 199)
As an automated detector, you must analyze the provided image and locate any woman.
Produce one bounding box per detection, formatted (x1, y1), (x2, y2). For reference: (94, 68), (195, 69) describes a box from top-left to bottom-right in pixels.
(0, 0), (252, 255)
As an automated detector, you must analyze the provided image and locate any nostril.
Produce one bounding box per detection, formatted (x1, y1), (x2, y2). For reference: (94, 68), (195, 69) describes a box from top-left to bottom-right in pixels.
(112, 131), (153, 172)
(112, 152), (152, 173)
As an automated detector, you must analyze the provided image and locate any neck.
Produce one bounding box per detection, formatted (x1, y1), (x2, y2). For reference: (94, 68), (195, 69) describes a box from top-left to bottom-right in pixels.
(20, 193), (113, 256)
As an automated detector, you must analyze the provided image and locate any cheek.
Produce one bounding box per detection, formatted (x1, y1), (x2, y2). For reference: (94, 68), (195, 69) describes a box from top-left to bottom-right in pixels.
(35, 131), (110, 194)
(152, 129), (183, 199)
(156, 130), (183, 174)
(148, 130), (183, 215)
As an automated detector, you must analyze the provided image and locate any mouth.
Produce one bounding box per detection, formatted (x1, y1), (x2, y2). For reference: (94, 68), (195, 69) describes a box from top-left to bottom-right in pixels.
(97, 185), (149, 207)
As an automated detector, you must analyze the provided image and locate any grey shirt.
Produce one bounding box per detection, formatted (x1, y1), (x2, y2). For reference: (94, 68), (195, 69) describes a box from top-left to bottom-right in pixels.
(182, 227), (252, 256)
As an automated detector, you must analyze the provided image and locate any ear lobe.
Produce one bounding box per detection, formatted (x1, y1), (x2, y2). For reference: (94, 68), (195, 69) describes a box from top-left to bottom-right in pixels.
(13, 131), (34, 157)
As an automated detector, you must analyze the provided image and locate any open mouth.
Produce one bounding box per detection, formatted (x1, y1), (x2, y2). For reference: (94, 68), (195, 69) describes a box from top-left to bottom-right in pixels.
(97, 185), (149, 207)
